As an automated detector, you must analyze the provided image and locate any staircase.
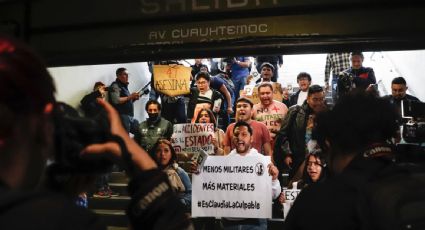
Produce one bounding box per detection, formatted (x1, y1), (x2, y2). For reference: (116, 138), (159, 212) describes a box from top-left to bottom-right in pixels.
(89, 172), (130, 230)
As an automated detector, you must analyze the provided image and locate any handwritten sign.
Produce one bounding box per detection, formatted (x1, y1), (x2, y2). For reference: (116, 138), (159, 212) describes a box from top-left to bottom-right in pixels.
(171, 123), (215, 155)
(153, 65), (191, 97)
(192, 155), (272, 218)
(241, 82), (283, 104)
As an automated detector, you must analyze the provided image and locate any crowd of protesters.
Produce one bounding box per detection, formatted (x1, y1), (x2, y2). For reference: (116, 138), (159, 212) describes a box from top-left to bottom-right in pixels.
(2, 37), (423, 230)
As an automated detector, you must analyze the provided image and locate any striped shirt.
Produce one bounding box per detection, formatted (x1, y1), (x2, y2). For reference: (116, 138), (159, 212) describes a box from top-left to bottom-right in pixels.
(324, 53), (351, 83)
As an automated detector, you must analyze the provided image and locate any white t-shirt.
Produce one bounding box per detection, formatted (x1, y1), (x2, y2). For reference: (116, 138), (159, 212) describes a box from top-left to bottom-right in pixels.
(297, 91), (308, 105)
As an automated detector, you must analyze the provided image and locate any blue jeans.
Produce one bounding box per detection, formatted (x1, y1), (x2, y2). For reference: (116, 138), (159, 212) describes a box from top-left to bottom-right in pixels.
(233, 76), (247, 101)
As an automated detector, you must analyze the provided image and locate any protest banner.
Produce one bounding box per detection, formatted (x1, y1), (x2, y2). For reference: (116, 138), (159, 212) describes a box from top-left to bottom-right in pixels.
(171, 123), (215, 155)
(153, 65), (191, 97)
(240, 82), (283, 104)
(192, 155), (272, 218)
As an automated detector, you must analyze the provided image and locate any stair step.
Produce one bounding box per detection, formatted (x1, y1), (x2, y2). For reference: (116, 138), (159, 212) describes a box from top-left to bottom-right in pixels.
(110, 172), (129, 184)
(109, 183), (128, 196)
(89, 196), (130, 210)
(93, 209), (128, 227)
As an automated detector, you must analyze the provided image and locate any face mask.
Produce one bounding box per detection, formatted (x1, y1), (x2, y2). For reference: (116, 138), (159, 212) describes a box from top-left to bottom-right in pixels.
(148, 112), (159, 122)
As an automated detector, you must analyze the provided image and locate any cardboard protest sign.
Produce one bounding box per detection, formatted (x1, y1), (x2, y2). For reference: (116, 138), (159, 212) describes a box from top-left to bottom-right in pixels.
(240, 82), (283, 104)
(153, 65), (191, 97)
(171, 123), (215, 155)
(192, 155), (272, 218)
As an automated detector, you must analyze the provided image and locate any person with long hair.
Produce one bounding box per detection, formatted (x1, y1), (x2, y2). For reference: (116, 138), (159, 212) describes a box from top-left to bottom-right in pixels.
(194, 108), (225, 155)
(150, 139), (192, 211)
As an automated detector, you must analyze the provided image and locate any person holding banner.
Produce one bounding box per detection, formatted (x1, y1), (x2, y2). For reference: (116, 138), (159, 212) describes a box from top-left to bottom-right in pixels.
(253, 83), (288, 149)
(222, 121), (281, 230)
(150, 139), (192, 212)
(109, 67), (140, 134)
(224, 97), (272, 156)
(194, 108), (225, 155)
(187, 71), (223, 123)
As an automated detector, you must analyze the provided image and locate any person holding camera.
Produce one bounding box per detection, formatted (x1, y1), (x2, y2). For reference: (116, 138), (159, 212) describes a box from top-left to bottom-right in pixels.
(80, 81), (107, 118)
(109, 67), (140, 134)
(0, 37), (190, 229)
(80, 81), (119, 198)
(337, 52), (376, 99)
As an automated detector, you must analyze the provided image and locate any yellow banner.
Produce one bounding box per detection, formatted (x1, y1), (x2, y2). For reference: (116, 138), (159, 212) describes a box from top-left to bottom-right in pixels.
(153, 65), (191, 97)
(241, 83), (283, 105)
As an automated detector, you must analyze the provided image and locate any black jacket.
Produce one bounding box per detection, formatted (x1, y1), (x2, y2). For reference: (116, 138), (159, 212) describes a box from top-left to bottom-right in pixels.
(288, 90), (304, 107)
(274, 102), (312, 176)
(80, 90), (103, 118)
(382, 94), (420, 120)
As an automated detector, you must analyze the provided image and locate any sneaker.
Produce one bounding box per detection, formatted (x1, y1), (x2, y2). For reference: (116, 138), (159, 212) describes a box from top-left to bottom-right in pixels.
(93, 190), (111, 198)
(106, 187), (120, 197)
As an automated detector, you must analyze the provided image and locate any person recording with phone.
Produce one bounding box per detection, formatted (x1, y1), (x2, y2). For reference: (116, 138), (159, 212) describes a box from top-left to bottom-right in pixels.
(0, 37), (191, 229)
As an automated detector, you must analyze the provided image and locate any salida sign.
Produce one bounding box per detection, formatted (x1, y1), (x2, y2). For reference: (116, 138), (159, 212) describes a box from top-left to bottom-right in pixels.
(153, 65), (191, 97)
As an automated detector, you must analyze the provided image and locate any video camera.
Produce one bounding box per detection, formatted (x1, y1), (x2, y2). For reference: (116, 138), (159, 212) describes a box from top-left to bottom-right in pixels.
(337, 71), (355, 98)
(51, 102), (113, 173)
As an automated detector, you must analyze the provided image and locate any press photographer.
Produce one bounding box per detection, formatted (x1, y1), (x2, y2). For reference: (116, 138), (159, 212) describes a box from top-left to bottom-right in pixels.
(336, 52), (376, 100)
(0, 37), (190, 229)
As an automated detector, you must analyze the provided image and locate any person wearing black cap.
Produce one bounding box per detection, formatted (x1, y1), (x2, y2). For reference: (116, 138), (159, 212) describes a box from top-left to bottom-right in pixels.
(255, 62), (284, 95)
(257, 62), (275, 83)
(255, 55), (283, 82)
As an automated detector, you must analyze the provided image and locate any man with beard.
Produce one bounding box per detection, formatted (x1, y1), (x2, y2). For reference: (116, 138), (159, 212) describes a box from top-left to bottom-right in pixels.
(136, 100), (173, 152)
(109, 67), (140, 134)
(274, 85), (327, 181)
(222, 121), (280, 230)
(288, 72), (312, 107)
(224, 98), (272, 156)
(253, 83), (288, 148)
(382, 77), (420, 119)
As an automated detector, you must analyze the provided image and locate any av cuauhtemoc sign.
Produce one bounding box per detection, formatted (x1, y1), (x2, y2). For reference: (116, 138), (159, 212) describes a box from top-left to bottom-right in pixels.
(192, 155), (272, 218)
